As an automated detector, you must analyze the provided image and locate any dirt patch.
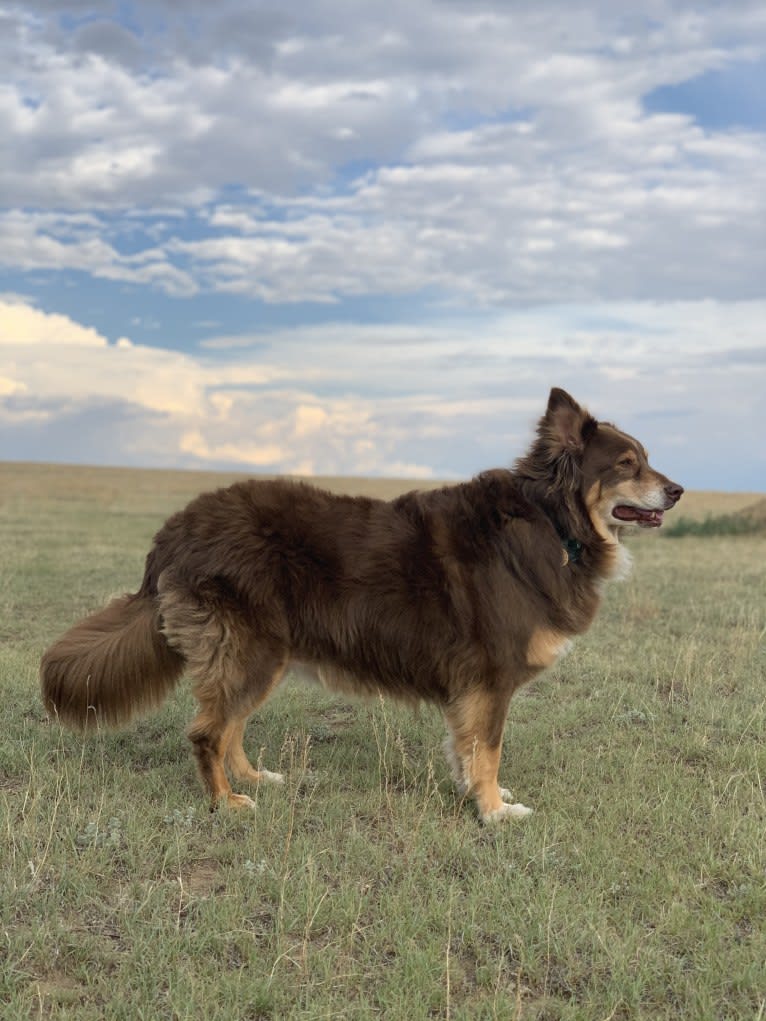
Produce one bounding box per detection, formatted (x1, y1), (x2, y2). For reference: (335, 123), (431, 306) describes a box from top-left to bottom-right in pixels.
(318, 704), (357, 729)
(180, 856), (224, 898)
(31, 972), (85, 1015)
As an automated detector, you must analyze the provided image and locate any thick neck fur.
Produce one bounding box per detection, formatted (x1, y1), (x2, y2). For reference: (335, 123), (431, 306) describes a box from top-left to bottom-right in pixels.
(512, 444), (620, 582)
(513, 439), (591, 541)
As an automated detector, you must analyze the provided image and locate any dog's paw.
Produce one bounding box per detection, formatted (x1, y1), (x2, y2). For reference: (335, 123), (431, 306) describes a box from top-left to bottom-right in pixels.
(224, 792), (257, 810)
(498, 787), (532, 813)
(483, 801), (533, 823)
(259, 769), (285, 785)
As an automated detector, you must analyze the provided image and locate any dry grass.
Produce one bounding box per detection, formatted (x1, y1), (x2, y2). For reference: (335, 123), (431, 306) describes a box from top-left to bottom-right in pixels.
(1, 461), (764, 1020)
(0, 460), (448, 512)
(3, 458), (762, 517)
(668, 489), (765, 520)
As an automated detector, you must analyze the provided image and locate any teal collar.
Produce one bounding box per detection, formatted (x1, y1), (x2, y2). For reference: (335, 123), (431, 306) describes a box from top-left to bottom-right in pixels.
(561, 537), (584, 565)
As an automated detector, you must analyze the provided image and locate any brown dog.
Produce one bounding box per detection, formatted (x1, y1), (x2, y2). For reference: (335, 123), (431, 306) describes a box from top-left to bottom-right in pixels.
(41, 388), (682, 822)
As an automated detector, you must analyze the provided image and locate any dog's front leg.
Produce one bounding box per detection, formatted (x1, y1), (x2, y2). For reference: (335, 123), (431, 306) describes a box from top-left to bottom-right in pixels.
(443, 689), (532, 823)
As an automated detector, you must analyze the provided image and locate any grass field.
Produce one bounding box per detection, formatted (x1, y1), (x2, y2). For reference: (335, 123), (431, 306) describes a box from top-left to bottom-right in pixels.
(1, 462), (764, 1020)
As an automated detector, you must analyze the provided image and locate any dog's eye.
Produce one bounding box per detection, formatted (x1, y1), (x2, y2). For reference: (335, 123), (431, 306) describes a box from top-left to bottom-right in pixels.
(617, 456), (636, 470)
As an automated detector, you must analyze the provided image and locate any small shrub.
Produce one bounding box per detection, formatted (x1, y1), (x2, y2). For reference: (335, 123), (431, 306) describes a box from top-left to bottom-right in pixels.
(663, 513), (762, 538)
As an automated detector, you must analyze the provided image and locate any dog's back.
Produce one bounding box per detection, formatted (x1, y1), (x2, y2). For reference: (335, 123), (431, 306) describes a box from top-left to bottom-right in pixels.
(148, 473), (600, 700)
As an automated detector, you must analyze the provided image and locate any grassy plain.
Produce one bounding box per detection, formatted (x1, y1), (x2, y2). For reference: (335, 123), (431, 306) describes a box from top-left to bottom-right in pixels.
(1, 462), (764, 1020)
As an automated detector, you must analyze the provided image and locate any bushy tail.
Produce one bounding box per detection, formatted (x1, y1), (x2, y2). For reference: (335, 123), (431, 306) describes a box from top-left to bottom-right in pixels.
(40, 593), (185, 729)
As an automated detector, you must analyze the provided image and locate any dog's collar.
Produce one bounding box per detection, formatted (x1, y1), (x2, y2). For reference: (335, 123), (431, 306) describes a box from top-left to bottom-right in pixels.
(547, 515), (584, 566)
(560, 536), (584, 566)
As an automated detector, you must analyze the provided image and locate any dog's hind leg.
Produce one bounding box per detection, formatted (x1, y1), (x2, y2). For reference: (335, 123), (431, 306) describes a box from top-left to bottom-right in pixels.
(187, 705), (247, 810)
(443, 689), (532, 823)
(223, 671), (288, 789)
(159, 578), (290, 810)
(187, 645), (288, 811)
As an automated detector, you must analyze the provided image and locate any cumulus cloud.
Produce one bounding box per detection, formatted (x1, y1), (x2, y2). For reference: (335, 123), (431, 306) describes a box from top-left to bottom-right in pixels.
(0, 299), (451, 476)
(0, 3), (764, 487)
(0, 2), (764, 306)
(0, 299), (107, 348)
(2, 298), (764, 488)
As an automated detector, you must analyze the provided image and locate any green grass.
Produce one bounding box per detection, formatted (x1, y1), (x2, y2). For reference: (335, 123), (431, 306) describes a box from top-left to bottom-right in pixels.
(663, 514), (763, 538)
(1, 464), (765, 1020)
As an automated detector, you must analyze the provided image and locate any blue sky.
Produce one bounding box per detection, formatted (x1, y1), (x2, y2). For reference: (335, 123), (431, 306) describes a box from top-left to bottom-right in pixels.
(1, 1), (765, 490)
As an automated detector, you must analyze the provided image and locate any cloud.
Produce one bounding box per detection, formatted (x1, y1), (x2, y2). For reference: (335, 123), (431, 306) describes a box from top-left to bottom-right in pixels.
(2, 298), (764, 488)
(0, 3), (764, 488)
(0, 299), (451, 476)
(2, 105), (764, 307)
(0, 212), (198, 296)
(0, 3), (763, 305)
(0, 299), (107, 348)
(4, 102), (764, 306)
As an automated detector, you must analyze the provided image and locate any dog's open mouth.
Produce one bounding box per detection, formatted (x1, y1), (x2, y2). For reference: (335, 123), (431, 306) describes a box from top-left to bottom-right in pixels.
(612, 505), (664, 528)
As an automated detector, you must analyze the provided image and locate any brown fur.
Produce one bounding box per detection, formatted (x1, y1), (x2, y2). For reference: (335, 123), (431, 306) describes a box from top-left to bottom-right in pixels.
(40, 388), (683, 822)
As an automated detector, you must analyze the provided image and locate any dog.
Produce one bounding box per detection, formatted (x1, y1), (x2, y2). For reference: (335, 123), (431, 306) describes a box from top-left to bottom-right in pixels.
(41, 388), (683, 822)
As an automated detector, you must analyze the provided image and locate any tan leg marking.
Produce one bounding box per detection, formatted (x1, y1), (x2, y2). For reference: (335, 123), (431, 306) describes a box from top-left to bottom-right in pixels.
(186, 706), (248, 809)
(224, 717), (285, 787)
(443, 689), (532, 823)
(185, 644), (288, 811)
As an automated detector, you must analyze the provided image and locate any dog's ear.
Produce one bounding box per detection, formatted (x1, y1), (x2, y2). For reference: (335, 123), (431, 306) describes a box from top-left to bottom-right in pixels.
(542, 388), (597, 457)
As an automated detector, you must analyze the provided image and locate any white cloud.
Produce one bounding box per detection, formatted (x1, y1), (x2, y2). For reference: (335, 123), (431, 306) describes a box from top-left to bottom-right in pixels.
(2, 298), (764, 488)
(0, 299), (106, 347)
(2, 98), (763, 304)
(0, 212), (198, 296)
(0, 3), (764, 487)
(0, 375), (26, 397)
(0, 300), (451, 475)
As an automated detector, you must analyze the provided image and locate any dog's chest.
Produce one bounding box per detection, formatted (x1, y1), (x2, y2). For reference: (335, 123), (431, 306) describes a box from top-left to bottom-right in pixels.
(526, 628), (574, 669)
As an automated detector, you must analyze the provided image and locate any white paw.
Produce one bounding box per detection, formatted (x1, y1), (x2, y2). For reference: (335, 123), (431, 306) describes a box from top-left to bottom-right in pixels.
(225, 792), (257, 810)
(260, 769), (285, 785)
(499, 788), (531, 815)
(483, 801), (533, 823)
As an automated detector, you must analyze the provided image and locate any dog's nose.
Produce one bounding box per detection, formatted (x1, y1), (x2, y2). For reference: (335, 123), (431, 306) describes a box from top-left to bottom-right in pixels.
(665, 481), (684, 504)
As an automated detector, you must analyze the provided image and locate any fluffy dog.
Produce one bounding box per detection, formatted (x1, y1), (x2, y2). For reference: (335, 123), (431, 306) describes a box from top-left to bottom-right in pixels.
(41, 388), (682, 821)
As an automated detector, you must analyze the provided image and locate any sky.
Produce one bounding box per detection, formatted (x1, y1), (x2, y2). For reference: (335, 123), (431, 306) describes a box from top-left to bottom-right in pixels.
(0, 1), (764, 491)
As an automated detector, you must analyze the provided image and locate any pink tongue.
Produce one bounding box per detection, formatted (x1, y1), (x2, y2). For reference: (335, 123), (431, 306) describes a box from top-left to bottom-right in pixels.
(613, 506), (643, 521)
(613, 506), (663, 525)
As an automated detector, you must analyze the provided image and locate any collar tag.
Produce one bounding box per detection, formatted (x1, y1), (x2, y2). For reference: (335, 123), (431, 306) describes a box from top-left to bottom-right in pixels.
(562, 538), (583, 565)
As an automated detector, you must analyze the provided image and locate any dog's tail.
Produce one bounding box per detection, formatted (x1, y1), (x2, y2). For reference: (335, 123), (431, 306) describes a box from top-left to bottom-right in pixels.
(40, 592), (185, 729)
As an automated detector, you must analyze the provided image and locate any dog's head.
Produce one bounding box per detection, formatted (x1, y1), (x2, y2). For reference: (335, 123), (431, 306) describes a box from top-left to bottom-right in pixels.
(532, 387), (684, 540)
